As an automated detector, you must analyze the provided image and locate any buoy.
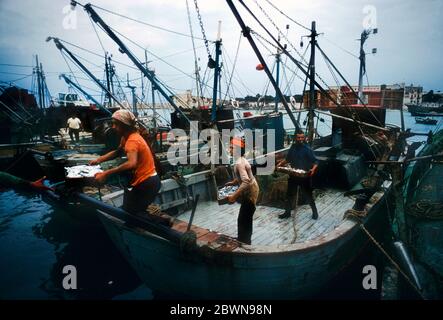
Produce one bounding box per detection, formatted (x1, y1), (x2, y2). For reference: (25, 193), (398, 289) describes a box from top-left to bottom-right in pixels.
(256, 63), (264, 71)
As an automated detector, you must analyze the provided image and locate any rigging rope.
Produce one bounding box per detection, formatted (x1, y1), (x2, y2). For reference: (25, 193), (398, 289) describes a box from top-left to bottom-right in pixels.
(186, 0), (203, 105)
(220, 32), (242, 108)
(89, 3), (206, 41)
(344, 210), (425, 299)
(263, 0), (311, 32)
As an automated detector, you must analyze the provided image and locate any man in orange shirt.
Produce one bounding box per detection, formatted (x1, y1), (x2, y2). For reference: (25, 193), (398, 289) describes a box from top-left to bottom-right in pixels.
(90, 110), (161, 215)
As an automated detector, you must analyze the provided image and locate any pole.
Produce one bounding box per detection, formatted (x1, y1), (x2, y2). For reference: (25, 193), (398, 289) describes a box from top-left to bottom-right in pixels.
(40, 63), (46, 109)
(308, 21), (317, 143)
(211, 21), (222, 123)
(47, 37), (125, 109)
(108, 55), (115, 103)
(275, 41), (281, 112)
(82, 4), (191, 123)
(226, 0), (301, 132)
(152, 80), (156, 127)
(60, 74), (109, 114)
(126, 73), (137, 117)
(105, 53), (112, 107)
(35, 55), (43, 109)
(358, 31), (368, 102)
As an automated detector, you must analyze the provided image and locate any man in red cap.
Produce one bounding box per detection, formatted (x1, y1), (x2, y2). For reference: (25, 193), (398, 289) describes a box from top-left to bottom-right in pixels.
(90, 109), (160, 215)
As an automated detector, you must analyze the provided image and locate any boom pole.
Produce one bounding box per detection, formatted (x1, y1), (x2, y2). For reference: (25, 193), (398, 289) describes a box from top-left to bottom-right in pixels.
(226, 0), (301, 132)
(81, 3), (191, 124)
(46, 37), (125, 109)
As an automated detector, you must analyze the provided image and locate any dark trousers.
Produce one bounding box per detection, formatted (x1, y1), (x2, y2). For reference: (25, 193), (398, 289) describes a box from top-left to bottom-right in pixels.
(286, 177), (318, 215)
(69, 128), (80, 142)
(237, 198), (256, 245)
(123, 175), (161, 214)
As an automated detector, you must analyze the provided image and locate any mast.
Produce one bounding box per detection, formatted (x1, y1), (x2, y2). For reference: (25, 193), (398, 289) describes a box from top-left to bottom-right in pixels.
(126, 73), (137, 117)
(108, 55), (115, 103)
(357, 29), (371, 102)
(308, 21), (317, 143)
(105, 53), (112, 107)
(152, 81), (156, 127)
(39, 62), (46, 109)
(211, 21), (222, 123)
(274, 35), (281, 112)
(226, 0), (301, 132)
(35, 55), (43, 109)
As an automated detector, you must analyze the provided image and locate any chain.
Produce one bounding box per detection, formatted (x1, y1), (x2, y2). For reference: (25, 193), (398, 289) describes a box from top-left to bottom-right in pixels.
(252, 0), (338, 100)
(193, 0), (212, 60)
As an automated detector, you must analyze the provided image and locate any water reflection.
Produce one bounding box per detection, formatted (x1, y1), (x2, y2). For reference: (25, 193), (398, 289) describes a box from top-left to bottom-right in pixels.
(0, 190), (151, 300)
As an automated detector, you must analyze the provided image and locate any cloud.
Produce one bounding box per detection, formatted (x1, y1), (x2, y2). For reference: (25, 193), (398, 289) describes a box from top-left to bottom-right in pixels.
(0, 0), (442, 100)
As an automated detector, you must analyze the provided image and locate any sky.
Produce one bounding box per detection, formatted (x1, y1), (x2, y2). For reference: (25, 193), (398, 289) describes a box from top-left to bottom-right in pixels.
(0, 0), (442, 105)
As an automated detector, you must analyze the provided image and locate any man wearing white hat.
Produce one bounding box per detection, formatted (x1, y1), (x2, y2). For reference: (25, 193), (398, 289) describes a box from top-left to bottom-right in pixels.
(90, 109), (160, 214)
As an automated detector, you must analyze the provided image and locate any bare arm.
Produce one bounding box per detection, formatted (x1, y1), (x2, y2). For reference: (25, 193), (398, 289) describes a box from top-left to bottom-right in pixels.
(90, 138), (124, 165)
(277, 159), (288, 167)
(90, 149), (121, 165)
(225, 178), (239, 186)
(95, 150), (137, 183)
(309, 164), (318, 177)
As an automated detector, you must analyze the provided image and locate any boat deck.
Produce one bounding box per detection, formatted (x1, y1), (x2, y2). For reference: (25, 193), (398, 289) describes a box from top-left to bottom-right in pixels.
(177, 189), (356, 245)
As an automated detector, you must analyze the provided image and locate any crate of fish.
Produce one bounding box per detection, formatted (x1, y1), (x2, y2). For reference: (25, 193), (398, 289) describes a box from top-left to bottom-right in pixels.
(65, 165), (103, 188)
(276, 166), (308, 178)
(217, 185), (239, 205)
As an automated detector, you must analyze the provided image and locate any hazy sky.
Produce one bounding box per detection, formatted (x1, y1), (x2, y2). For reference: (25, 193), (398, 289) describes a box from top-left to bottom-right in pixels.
(0, 0), (442, 104)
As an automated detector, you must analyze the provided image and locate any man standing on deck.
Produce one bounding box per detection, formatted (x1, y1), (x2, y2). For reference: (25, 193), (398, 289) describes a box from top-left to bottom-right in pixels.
(277, 132), (319, 220)
(90, 110), (161, 216)
(225, 139), (260, 245)
(66, 113), (82, 143)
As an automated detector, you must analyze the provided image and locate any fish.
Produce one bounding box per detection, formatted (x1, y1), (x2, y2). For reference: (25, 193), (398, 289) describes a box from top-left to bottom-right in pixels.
(218, 185), (239, 199)
(276, 166), (307, 177)
(65, 165), (103, 179)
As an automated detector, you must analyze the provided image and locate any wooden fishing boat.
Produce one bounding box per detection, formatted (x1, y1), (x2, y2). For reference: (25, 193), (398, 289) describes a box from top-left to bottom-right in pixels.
(63, 130), (398, 299)
(54, 0), (418, 299)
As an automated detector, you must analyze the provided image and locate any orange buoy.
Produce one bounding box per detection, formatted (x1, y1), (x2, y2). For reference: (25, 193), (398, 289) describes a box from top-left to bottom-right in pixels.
(256, 63), (265, 71)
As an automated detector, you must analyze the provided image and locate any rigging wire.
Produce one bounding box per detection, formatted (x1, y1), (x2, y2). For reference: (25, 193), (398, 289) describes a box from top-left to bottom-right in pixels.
(220, 32), (242, 107)
(237, 0), (380, 157)
(0, 63), (33, 68)
(89, 3), (207, 41)
(186, 0), (203, 105)
(262, 0), (311, 32)
(107, 24), (197, 84)
(253, 0), (309, 65)
(89, 14), (107, 55)
(321, 36), (359, 60)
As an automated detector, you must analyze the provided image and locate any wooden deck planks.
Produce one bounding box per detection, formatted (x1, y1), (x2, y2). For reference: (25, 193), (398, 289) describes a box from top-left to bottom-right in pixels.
(177, 189), (356, 246)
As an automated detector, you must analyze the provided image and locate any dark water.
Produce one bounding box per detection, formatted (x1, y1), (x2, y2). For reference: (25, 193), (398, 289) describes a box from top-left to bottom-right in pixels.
(0, 110), (441, 300)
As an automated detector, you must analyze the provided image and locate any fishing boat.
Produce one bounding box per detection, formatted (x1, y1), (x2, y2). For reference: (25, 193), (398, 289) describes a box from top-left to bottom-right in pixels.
(399, 129), (443, 298)
(44, 0), (428, 299)
(407, 103), (443, 117)
(415, 117), (438, 125)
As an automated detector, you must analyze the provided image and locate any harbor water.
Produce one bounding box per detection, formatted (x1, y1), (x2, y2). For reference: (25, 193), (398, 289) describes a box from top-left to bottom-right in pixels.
(0, 110), (441, 300)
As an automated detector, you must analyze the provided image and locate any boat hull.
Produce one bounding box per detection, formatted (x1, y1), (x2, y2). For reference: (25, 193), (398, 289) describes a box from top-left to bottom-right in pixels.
(97, 193), (389, 299)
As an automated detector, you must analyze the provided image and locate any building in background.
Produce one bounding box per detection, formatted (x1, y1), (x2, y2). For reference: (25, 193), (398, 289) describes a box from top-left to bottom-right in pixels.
(304, 83), (408, 110)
